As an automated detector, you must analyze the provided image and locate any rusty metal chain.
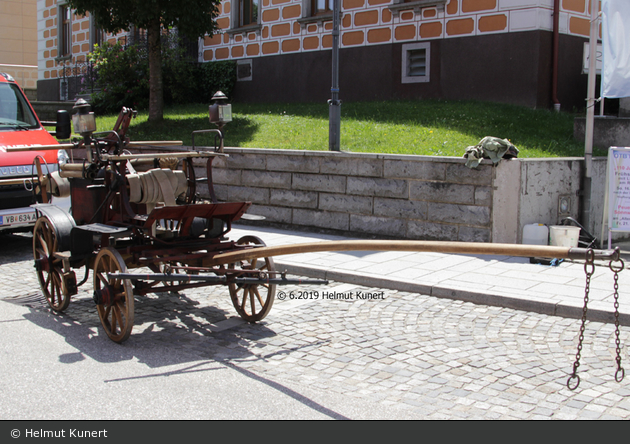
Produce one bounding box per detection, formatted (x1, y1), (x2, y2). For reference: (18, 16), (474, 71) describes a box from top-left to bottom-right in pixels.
(610, 257), (625, 383)
(567, 249), (595, 390)
(567, 250), (627, 390)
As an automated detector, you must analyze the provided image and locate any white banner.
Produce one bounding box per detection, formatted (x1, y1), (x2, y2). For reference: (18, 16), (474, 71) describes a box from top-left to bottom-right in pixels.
(601, 0), (630, 98)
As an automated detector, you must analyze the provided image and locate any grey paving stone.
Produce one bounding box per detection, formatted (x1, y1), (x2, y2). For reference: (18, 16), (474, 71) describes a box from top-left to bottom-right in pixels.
(3, 231), (630, 420)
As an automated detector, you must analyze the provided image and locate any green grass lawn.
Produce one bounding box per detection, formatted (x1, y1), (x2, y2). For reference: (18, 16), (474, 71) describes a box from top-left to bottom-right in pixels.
(95, 99), (601, 158)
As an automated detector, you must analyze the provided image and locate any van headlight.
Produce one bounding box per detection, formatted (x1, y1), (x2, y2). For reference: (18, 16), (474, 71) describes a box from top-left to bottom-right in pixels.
(57, 149), (70, 165)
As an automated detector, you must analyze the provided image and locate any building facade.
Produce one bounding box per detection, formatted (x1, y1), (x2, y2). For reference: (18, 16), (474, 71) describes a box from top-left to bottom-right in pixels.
(1, 0), (38, 100)
(36, 0), (127, 101)
(37, 0), (597, 110)
(202, 0), (596, 109)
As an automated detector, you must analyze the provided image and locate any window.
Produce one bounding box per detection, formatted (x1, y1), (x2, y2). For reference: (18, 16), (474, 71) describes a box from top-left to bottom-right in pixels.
(90, 16), (104, 50)
(57, 3), (72, 59)
(239, 0), (259, 28)
(228, 0), (261, 35)
(402, 42), (430, 84)
(297, 0), (333, 26)
(312, 0), (333, 16)
(0, 83), (39, 128)
(237, 59), (253, 81)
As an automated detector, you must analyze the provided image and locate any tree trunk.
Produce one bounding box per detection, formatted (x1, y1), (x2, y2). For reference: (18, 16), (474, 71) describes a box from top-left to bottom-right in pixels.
(147, 18), (163, 122)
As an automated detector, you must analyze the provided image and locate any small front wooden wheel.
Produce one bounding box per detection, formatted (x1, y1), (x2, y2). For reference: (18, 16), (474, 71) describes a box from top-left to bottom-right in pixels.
(93, 247), (134, 343)
(33, 217), (70, 312)
(228, 236), (276, 322)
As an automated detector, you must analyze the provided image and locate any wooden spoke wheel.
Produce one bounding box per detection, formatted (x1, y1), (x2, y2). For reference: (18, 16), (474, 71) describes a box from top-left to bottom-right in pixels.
(32, 157), (49, 204)
(228, 236), (276, 322)
(33, 217), (70, 312)
(93, 247), (134, 343)
(181, 158), (196, 204)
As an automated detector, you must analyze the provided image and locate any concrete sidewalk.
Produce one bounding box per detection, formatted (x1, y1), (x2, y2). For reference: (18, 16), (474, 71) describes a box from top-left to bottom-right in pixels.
(228, 224), (630, 326)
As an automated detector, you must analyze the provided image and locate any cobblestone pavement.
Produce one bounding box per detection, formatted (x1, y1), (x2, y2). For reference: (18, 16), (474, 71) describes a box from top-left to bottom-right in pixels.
(2, 232), (630, 419)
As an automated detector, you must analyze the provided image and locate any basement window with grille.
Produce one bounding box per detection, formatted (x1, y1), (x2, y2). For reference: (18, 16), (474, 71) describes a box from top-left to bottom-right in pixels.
(402, 42), (430, 84)
(237, 59), (253, 81)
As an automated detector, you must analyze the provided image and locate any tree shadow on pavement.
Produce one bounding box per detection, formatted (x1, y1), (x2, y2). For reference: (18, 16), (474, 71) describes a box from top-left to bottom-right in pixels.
(11, 295), (346, 419)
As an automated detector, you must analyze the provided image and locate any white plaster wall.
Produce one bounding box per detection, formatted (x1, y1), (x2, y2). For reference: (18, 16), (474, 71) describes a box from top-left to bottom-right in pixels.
(518, 158), (583, 235)
(493, 156), (629, 246)
(492, 159), (521, 243)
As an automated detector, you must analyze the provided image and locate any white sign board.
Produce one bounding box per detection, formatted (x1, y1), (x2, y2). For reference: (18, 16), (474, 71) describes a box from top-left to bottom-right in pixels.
(607, 148), (630, 247)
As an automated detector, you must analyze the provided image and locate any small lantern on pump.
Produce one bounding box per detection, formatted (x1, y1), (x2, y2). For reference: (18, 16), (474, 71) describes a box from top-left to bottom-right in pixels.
(72, 98), (96, 138)
(208, 91), (232, 152)
(72, 98), (97, 163)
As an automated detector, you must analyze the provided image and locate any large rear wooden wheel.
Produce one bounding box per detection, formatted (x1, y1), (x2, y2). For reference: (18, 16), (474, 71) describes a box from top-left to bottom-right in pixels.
(228, 236), (276, 322)
(33, 217), (70, 312)
(93, 247), (134, 343)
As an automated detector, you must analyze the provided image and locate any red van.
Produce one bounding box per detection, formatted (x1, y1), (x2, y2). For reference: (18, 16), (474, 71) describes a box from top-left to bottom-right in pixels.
(0, 72), (70, 233)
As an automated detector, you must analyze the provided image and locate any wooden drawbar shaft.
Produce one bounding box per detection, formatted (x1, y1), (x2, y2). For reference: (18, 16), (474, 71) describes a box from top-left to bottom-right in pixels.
(207, 240), (620, 266)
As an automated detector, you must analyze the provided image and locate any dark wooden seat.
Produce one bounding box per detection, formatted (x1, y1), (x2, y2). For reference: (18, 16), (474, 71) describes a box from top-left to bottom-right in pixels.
(143, 202), (252, 236)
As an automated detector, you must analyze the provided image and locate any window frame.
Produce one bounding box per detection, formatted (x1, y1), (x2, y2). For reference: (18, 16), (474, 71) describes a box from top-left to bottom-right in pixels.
(401, 42), (430, 84)
(0, 83), (40, 129)
(311, 0), (333, 16)
(297, 0), (333, 27)
(229, 0), (262, 34)
(89, 15), (104, 51)
(56, 2), (72, 61)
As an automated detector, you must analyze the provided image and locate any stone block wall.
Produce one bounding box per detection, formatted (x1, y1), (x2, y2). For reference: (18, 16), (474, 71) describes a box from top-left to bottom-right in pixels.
(30, 100), (74, 121)
(193, 149), (629, 244)
(199, 148), (495, 242)
(185, 146), (630, 246)
(574, 117), (630, 150)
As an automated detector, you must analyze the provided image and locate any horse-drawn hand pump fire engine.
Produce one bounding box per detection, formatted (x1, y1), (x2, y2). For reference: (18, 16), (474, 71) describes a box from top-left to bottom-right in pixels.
(8, 97), (626, 391)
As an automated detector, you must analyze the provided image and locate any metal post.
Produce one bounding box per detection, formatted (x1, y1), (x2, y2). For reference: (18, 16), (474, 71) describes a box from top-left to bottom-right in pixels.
(329, 0), (341, 151)
(582, 0), (599, 231)
(584, 0), (599, 179)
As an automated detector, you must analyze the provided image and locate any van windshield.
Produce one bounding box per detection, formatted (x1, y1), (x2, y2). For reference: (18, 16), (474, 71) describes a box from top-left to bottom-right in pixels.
(0, 83), (39, 130)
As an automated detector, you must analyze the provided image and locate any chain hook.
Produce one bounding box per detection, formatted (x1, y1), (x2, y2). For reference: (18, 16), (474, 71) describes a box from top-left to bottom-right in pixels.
(567, 249), (595, 390)
(615, 368), (625, 383)
(609, 256), (625, 383)
(567, 374), (580, 391)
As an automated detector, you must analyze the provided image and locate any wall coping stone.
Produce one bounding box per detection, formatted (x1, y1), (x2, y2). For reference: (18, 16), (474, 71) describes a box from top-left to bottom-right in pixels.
(223, 147), (589, 165)
(224, 147), (480, 164)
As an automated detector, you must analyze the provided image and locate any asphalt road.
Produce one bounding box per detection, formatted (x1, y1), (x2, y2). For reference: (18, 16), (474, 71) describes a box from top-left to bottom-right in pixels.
(1, 231), (630, 420)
